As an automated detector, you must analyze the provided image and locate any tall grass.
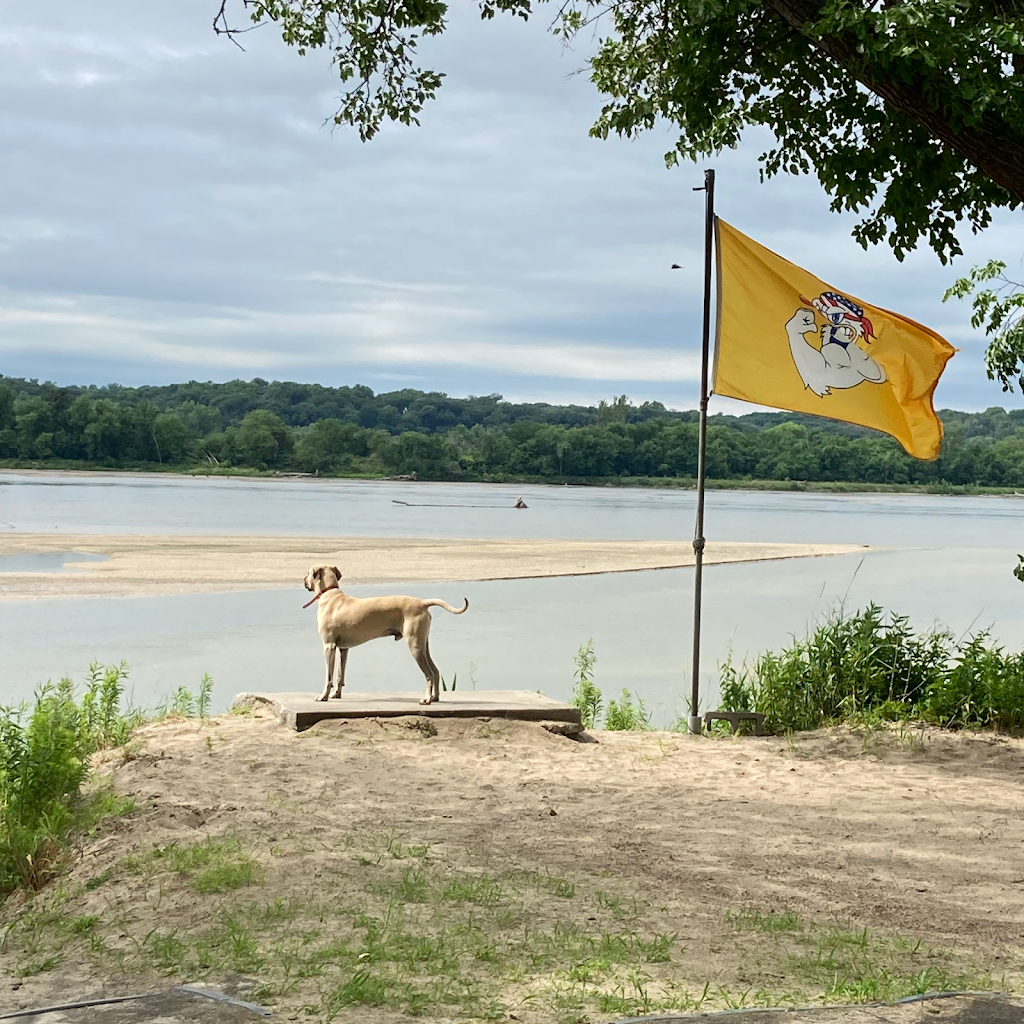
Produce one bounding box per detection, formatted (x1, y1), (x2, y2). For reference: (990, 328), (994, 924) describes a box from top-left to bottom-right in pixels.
(719, 605), (1024, 733)
(0, 662), (145, 894)
(1, 666), (225, 895)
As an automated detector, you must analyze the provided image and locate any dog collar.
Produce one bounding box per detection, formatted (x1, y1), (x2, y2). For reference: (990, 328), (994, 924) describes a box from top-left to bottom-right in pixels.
(303, 584), (339, 609)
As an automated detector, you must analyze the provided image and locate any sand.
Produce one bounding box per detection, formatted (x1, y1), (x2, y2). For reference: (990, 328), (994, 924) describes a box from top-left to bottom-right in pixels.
(0, 533), (865, 599)
(2, 714), (1021, 1020)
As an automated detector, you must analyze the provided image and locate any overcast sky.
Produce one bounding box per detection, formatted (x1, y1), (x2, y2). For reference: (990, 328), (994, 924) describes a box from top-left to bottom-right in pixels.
(1, 0), (1021, 413)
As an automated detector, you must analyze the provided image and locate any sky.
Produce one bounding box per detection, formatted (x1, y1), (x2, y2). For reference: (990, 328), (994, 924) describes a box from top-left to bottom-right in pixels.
(1, 0), (1022, 414)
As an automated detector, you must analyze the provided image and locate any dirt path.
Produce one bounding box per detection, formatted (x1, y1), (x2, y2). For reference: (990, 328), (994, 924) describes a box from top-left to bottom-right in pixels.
(2, 715), (1021, 1021)
(0, 534), (864, 599)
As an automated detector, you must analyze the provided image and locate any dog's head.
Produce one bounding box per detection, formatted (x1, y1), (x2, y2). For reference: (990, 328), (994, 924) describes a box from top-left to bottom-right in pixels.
(303, 564), (342, 594)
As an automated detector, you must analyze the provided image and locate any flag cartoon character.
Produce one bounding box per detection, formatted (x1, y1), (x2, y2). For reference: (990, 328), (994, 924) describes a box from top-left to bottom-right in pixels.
(785, 291), (886, 397)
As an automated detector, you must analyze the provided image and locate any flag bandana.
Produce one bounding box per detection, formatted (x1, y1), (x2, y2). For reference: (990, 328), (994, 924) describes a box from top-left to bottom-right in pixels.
(712, 219), (955, 459)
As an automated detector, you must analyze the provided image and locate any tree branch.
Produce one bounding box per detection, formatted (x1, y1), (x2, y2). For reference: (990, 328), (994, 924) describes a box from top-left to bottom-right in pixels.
(766, 0), (1024, 203)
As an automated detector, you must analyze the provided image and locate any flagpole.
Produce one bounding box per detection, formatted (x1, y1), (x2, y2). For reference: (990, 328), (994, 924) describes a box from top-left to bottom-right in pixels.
(689, 167), (715, 736)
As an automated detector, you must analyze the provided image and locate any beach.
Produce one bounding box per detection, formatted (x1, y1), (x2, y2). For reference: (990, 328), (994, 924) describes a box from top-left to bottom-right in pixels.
(2, 712), (1021, 1018)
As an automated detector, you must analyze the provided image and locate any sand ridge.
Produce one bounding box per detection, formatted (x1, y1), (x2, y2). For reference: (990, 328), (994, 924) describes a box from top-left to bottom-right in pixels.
(0, 533), (866, 599)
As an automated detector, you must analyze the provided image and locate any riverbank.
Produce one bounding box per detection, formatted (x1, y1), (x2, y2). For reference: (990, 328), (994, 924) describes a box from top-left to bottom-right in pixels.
(2, 462), (1022, 495)
(0, 533), (863, 599)
(2, 713), (1020, 1018)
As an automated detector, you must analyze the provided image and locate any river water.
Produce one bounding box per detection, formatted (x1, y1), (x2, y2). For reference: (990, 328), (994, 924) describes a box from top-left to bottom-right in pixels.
(1, 472), (1022, 724)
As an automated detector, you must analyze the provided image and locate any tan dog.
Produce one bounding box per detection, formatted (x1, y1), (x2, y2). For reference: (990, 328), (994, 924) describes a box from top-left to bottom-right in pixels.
(303, 565), (469, 705)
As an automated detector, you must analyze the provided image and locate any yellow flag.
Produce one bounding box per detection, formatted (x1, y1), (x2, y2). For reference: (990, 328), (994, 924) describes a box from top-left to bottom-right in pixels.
(713, 219), (955, 459)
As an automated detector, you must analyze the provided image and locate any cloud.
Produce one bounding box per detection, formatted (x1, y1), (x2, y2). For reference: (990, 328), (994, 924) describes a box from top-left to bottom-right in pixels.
(0, 0), (1020, 413)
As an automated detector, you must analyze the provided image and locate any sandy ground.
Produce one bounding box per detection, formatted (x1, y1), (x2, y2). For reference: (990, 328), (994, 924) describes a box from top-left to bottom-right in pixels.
(2, 714), (1021, 1022)
(0, 534), (864, 599)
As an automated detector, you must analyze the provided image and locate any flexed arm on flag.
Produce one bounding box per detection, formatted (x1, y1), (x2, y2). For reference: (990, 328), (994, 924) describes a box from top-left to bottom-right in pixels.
(785, 306), (887, 397)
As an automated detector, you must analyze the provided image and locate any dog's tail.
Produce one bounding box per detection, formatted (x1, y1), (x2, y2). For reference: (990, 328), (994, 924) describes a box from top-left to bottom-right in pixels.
(424, 598), (469, 615)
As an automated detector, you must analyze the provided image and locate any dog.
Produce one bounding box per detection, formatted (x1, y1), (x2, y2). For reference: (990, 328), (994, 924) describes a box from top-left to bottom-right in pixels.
(303, 565), (469, 705)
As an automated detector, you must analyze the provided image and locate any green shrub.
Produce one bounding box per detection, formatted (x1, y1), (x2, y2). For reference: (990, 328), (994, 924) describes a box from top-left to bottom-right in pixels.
(0, 662), (140, 895)
(724, 606), (1024, 734)
(604, 690), (651, 731)
(927, 634), (1024, 729)
(570, 639), (603, 729)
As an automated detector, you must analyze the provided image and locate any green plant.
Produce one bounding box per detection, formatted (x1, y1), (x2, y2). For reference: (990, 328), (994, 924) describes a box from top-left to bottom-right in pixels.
(718, 653), (754, 712)
(927, 635), (1024, 730)
(168, 687), (195, 717)
(0, 664), (141, 894)
(149, 836), (263, 893)
(721, 605), (1024, 734)
(79, 662), (139, 748)
(570, 639), (602, 729)
(604, 690), (651, 731)
(944, 260), (1024, 393)
(162, 674), (216, 719)
(196, 674), (214, 718)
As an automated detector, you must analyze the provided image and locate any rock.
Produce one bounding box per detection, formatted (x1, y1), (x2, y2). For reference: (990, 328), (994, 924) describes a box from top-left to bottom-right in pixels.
(541, 721), (583, 738)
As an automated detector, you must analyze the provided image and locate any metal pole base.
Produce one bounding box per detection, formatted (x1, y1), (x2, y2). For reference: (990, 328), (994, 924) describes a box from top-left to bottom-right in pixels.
(688, 715), (702, 735)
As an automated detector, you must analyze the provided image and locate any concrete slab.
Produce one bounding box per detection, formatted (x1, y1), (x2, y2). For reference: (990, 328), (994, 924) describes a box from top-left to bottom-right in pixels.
(234, 689), (583, 732)
(0, 985), (268, 1022)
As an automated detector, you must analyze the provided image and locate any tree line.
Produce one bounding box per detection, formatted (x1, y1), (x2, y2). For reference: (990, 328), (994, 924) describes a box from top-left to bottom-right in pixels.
(2, 376), (1023, 487)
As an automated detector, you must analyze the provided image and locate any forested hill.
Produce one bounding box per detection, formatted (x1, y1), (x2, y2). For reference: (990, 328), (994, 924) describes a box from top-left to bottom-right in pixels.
(2, 375), (1023, 488)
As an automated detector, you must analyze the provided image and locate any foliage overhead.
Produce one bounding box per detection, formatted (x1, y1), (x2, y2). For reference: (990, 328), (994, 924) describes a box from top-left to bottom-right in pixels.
(216, 0), (1024, 262)
(944, 259), (1024, 391)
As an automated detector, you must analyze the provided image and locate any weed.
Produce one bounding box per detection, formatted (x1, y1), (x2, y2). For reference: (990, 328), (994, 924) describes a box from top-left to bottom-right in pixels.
(725, 907), (804, 933)
(83, 869), (110, 891)
(442, 875), (504, 905)
(394, 866), (430, 902)
(571, 639), (603, 728)
(149, 836), (263, 893)
(719, 653), (755, 712)
(161, 674), (215, 719)
(0, 664), (141, 894)
(605, 689), (651, 731)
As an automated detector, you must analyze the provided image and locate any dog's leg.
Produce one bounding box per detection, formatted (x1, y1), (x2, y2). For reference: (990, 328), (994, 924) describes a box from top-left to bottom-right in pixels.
(317, 643), (336, 702)
(424, 640), (442, 703)
(408, 636), (439, 705)
(333, 648), (348, 698)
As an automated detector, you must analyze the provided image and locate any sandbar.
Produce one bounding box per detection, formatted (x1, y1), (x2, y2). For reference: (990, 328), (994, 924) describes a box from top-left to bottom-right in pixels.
(0, 533), (866, 599)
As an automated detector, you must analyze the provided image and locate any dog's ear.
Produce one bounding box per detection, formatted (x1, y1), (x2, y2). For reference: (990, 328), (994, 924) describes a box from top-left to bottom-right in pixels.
(331, 566), (341, 579)
(314, 567), (323, 581)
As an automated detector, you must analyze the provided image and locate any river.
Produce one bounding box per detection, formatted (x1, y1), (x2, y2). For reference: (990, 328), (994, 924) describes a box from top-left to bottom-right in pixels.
(1, 471), (1021, 724)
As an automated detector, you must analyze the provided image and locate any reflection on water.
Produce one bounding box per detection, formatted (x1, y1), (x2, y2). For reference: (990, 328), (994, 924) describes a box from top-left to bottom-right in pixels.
(0, 551), (107, 573)
(1, 472), (1021, 722)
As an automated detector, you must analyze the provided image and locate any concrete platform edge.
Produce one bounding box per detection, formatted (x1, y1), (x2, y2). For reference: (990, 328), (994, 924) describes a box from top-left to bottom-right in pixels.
(233, 691), (582, 732)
